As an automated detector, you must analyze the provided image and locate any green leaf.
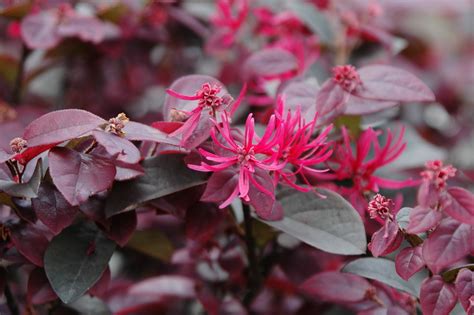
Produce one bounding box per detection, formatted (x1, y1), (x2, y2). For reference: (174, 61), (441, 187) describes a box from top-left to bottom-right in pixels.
(105, 154), (207, 217)
(0, 159), (42, 198)
(260, 188), (366, 255)
(286, 1), (334, 44)
(44, 222), (116, 304)
(342, 257), (428, 297)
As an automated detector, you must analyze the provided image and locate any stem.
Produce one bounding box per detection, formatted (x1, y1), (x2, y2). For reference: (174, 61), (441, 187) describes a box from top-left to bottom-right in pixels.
(11, 45), (29, 106)
(4, 282), (20, 315)
(242, 203), (261, 307)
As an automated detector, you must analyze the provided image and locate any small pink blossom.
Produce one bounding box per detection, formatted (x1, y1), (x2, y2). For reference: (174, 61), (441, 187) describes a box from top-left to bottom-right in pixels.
(10, 137), (28, 153)
(332, 65), (362, 92)
(166, 82), (245, 145)
(368, 194), (394, 221)
(105, 113), (129, 136)
(189, 112), (282, 207)
(421, 160), (456, 191)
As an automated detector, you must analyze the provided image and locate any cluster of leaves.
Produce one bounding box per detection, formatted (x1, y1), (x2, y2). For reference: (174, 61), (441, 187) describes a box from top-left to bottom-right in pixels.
(0, 1), (472, 315)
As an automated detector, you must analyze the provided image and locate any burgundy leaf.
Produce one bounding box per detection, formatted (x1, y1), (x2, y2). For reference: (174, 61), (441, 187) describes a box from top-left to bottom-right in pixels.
(281, 78), (319, 122)
(395, 246), (425, 281)
(122, 121), (180, 146)
(88, 267), (111, 298)
(185, 203), (224, 243)
(344, 94), (398, 115)
(454, 268), (474, 313)
(243, 48), (298, 80)
(248, 169), (281, 221)
(27, 268), (58, 305)
(57, 16), (105, 43)
(49, 147), (116, 206)
(417, 181), (439, 208)
(420, 276), (457, 315)
(92, 130), (141, 164)
(315, 80), (349, 125)
(114, 161), (144, 181)
(422, 218), (472, 274)
(10, 224), (49, 267)
(201, 169), (239, 204)
(300, 271), (373, 303)
(368, 220), (403, 257)
(21, 10), (61, 49)
(355, 65), (435, 102)
(406, 206), (442, 234)
(23, 109), (105, 147)
(128, 276), (196, 299)
(32, 182), (78, 235)
(105, 210), (137, 247)
(442, 187), (474, 225)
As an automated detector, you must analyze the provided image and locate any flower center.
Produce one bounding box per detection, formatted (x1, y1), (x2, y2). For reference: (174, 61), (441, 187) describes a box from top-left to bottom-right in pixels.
(237, 147), (255, 166)
(332, 65), (361, 92)
(421, 160), (456, 190)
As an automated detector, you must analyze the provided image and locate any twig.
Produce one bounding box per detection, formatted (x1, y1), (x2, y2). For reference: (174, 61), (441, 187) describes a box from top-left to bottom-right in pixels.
(242, 203), (261, 308)
(11, 45), (30, 106)
(4, 281), (20, 315)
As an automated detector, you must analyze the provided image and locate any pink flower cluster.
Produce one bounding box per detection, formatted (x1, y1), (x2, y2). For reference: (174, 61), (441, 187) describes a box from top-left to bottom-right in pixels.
(420, 160), (456, 191)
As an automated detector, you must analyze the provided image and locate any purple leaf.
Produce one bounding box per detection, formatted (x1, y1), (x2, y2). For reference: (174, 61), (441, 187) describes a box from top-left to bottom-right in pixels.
(105, 210), (137, 247)
(355, 65), (435, 102)
(49, 147), (116, 206)
(114, 161), (144, 181)
(422, 218), (472, 274)
(281, 78), (319, 121)
(21, 10), (61, 49)
(92, 130), (141, 164)
(27, 268), (58, 305)
(315, 80), (349, 125)
(185, 203), (224, 243)
(420, 276), (457, 315)
(300, 271), (372, 303)
(122, 121), (180, 146)
(10, 224), (49, 267)
(128, 276), (196, 299)
(57, 16), (105, 43)
(88, 267), (111, 298)
(23, 109), (105, 147)
(454, 268), (474, 312)
(248, 169), (281, 220)
(243, 48), (298, 80)
(395, 246), (425, 281)
(344, 94), (398, 115)
(32, 183), (78, 235)
(201, 169), (238, 204)
(368, 220), (403, 257)
(406, 206), (442, 234)
(442, 187), (474, 225)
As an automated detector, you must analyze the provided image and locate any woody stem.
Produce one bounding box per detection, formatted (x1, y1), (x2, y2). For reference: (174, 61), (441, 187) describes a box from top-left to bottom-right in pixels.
(242, 203), (261, 308)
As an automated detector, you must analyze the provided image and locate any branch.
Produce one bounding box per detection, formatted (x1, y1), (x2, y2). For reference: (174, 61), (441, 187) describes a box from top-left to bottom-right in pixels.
(4, 281), (20, 315)
(11, 45), (30, 106)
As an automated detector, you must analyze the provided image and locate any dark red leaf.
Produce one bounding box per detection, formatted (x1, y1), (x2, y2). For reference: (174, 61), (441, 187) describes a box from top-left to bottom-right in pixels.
(23, 109), (105, 147)
(420, 276), (457, 315)
(395, 246), (425, 281)
(355, 65), (435, 102)
(300, 271), (373, 303)
(454, 268), (474, 313)
(201, 169), (238, 205)
(243, 48), (298, 80)
(49, 147), (116, 206)
(185, 203), (224, 243)
(105, 210), (137, 247)
(315, 80), (349, 125)
(422, 218), (472, 274)
(248, 169), (281, 221)
(92, 130), (141, 164)
(344, 94), (398, 115)
(32, 182), (78, 235)
(21, 10), (61, 49)
(27, 268), (58, 305)
(88, 267), (111, 298)
(368, 220), (403, 257)
(442, 187), (474, 225)
(406, 206), (442, 234)
(123, 121), (180, 146)
(10, 224), (49, 266)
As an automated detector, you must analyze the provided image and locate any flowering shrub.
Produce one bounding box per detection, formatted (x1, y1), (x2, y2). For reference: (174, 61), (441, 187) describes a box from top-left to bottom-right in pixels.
(0, 1), (472, 315)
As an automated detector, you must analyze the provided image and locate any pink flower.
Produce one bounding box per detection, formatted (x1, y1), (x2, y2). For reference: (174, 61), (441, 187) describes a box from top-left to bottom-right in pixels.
(332, 65), (361, 92)
(315, 126), (417, 195)
(420, 160), (456, 191)
(166, 82), (246, 145)
(209, 0), (249, 48)
(273, 97), (333, 191)
(368, 193), (394, 221)
(189, 112), (282, 207)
